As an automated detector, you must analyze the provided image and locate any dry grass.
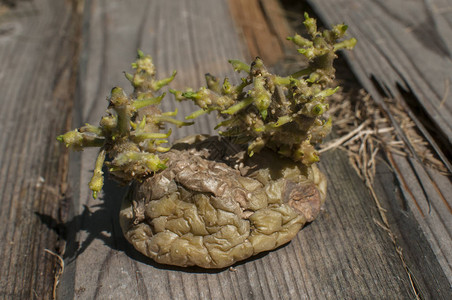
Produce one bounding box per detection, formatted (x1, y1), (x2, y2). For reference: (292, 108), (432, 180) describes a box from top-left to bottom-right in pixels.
(318, 88), (452, 300)
(44, 249), (65, 300)
(321, 89), (449, 179)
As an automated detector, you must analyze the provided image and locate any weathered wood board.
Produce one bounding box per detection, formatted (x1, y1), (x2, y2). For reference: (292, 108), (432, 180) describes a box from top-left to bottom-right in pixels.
(307, 0), (452, 146)
(57, 0), (451, 298)
(0, 0), (451, 299)
(305, 0), (452, 286)
(0, 0), (80, 298)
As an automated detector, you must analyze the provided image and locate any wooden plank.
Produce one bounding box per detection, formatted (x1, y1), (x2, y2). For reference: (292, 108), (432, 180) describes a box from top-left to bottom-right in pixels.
(1, 0), (448, 298)
(227, 0), (293, 64)
(304, 0), (452, 167)
(306, 0), (452, 146)
(58, 0), (251, 298)
(52, 0), (452, 299)
(371, 159), (452, 299)
(305, 0), (452, 286)
(0, 0), (81, 298)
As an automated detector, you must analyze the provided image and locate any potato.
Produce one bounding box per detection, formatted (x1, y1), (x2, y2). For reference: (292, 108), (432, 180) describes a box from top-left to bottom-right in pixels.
(120, 136), (326, 268)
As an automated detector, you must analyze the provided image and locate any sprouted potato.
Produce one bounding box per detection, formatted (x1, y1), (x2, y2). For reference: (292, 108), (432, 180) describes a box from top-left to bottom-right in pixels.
(58, 13), (355, 268)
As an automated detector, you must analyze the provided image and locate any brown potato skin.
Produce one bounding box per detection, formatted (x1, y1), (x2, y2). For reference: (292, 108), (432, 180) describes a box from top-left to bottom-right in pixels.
(120, 136), (326, 268)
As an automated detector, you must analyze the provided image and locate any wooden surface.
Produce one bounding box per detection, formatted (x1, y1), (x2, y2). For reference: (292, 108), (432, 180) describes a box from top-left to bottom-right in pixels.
(0, 0), (451, 299)
(0, 0), (80, 299)
(305, 0), (452, 290)
(307, 0), (452, 146)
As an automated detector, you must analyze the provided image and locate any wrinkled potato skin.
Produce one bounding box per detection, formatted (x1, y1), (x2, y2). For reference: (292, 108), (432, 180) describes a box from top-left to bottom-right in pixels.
(120, 136), (326, 268)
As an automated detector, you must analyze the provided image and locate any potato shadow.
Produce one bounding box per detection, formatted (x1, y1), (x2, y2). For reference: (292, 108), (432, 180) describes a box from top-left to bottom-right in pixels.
(35, 170), (131, 262)
(36, 172), (178, 268)
(36, 136), (312, 273)
(36, 166), (287, 274)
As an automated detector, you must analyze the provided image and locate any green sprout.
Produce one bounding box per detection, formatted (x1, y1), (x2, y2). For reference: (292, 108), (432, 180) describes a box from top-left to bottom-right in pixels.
(58, 51), (193, 198)
(170, 13), (356, 166)
(58, 14), (356, 198)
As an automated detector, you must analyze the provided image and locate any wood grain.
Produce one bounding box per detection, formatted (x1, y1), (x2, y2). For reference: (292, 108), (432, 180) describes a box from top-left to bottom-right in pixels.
(306, 0), (452, 146)
(227, 0), (293, 65)
(0, 0), (81, 298)
(54, 0), (450, 299)
(305, 0), (452, 286)
(2, 0), (450, 298)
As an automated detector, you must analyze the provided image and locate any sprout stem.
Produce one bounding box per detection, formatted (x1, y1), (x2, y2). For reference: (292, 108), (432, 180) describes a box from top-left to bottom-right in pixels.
(89, 149), (106, 199)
